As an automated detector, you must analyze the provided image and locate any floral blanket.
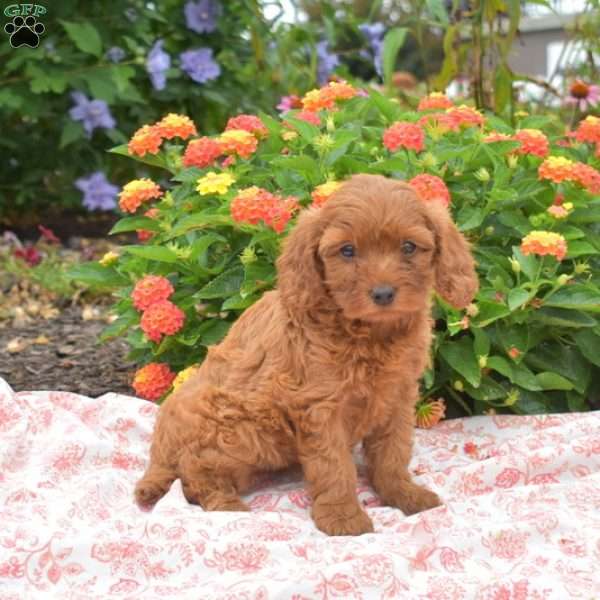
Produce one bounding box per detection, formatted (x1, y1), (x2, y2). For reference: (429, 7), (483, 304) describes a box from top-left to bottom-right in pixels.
(1, 376), (599, 599)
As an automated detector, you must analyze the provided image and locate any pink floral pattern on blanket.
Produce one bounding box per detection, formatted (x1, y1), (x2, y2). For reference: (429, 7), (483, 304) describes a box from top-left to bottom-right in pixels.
(0, 376), (599, 599)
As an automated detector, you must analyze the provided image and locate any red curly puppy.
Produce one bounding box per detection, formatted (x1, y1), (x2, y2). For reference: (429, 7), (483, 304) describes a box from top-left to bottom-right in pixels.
(135, 174), (478, 536)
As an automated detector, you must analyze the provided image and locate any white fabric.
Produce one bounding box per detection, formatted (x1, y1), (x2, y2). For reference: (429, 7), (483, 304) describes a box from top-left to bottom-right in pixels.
(0, 376), (599, 599)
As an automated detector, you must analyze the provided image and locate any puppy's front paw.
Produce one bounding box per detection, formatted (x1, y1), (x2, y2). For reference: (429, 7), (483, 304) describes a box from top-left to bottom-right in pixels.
(381, 482), (441, 516)
(312, 502), (374, 536)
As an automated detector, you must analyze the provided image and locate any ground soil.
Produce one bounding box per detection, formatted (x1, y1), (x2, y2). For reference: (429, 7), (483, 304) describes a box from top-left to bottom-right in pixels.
(0, 306), (134, 397)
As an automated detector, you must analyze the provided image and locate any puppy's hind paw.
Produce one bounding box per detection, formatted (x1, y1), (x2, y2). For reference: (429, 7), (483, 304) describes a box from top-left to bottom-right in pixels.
(134, 480), (168, 509)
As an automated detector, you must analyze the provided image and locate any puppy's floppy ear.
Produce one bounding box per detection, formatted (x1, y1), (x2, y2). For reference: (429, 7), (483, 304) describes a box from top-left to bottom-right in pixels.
(276, 207), (327, 313)
(425, 202), (479, 309)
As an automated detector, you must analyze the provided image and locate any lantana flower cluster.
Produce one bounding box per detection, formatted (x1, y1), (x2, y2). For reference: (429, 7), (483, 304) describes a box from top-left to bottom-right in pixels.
(538, 156), (600, 194)
(104, 79), (600, 415)
(128, 113), (198, 156)
(131, 275), (185, 344)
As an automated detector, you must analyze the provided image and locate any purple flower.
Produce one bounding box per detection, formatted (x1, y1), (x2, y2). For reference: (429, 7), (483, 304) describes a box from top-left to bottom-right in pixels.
(179, 48), (220, 84)
(69, 92), (115, 137)
(316, 41), (339, 85)
(359, 22), (385, 77)
(359, 22), (385, 43)
(184, 0), (221, 34)
(75, 172), (119, 211)
(106, 46), (125, 63)
(146, 40), (171, 91)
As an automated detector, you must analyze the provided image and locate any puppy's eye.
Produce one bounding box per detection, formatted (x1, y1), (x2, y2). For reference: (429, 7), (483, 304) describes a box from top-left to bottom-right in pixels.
(340, 244), (356, 258)
(401, 241), (417, 255)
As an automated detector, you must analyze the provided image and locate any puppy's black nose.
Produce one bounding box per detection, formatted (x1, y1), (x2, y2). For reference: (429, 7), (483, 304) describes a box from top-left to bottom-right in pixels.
(370, 285), (396, 306)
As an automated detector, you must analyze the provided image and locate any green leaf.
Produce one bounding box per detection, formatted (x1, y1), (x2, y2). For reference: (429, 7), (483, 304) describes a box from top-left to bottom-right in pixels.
(496, 324), (530, 358)
(382, 27), (408, 88)
(122, 245), (179, 263)
(570, 204), (600, 224)
(472, 327), (490, 357)
(109, 216), (162, 235)
(487, 356), (542, 391)
(531, 307), (596, 329)
(472, 300), (511, 327)
(369, 89), (401, 123)
(573, 329), (600, 367)
(198, 320), (233, 345)
(512, 247), (539, 281)
(516, 390), (549, 415)
(221, 293), (261, 310)
(189, 233), (228, 262)
(111, 65), (136, 93)
(439, 337), (481, 388)
(59, 120), (85, 149)
(170, 213), (233, 237)
(0, 89), (22, 110)
(566, 391), (587, 412)
(508, 288), (533, 311)
(426, 0), (449, 24)
(545, 285), (600, 312)
(61, 21), (103, 57)
(494, 64), (512, 114)
(271, 155), (320, 185)
(457, 205), (485, 231)
(498, 212), (530, 236)
(284, 116), (320, 142)
(67, 262), (127, 289)
(99, 310), (138, 342)
(84, 70), (116, 103)
(566, 240), (598, 259)
(525, 342), (589, 394)
(196, 266), (244, 299)
(464, 377), (506, 401)
(433, 25), (458, 89)
(108, 144), (168, 170)
(535, 372), (574, 390)
(325, 130), (359, 167)
(241, 260), (275, 297)
(27, 65), (67, 94)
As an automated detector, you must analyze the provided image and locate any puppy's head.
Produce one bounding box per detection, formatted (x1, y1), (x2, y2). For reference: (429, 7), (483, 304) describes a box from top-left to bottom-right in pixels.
(277, 174), (478, 322)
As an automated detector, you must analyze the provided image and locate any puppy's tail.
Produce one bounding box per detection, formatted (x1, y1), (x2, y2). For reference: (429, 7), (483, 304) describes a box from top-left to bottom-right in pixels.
(134, 462), (176, 509)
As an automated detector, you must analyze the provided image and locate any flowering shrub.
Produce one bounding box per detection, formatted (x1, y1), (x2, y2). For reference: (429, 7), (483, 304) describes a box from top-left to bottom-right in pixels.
(71, 85), (600, 415)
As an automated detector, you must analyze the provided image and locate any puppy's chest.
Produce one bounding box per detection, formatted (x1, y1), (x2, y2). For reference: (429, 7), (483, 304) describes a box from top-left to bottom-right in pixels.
(329, 341), (419, 439)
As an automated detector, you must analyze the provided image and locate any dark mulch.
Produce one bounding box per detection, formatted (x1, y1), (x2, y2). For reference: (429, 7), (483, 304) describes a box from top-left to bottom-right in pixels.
(0, 307), (135, 398)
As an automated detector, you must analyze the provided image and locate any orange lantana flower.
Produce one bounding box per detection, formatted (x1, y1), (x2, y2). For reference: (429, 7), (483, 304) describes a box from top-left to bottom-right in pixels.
(418, 92), (453, 111)
(132, 363), (175, 401)
(311, 181), (342, 207)
(574, 115), (600, 145)
(155, 113), (197, 140)
(218, 129), (259, 159)
(183, 137), (223, 168)
(514, 129), (549, 157)
(128, 125), (163, 157)
(409, 174), (451, 207)
(538, 156), (576, 184)
(520, 231), (567, 261)
(383, 122), (425, 153)
(118, 179), (163, 213)
(140, 300), (185, 343)
(132, 275), (174, 311)
(230, 187), (299, 233)
(225, 115), (268, 138)
(301, 81), (357, 111)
